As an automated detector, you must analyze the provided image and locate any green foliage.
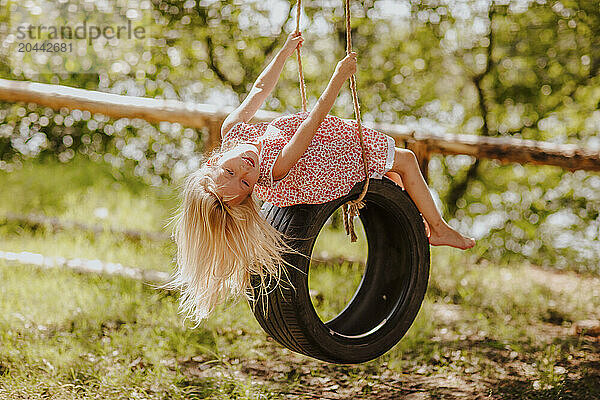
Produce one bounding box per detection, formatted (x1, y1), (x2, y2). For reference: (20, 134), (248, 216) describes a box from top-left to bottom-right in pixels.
(431, 158), (600, 271)
(1, 1), (599, 267)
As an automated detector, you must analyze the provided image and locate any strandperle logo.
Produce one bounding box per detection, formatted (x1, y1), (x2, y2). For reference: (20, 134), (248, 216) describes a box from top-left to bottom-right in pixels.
(15, 20), (147, 45)
(2, 0), (154, 76)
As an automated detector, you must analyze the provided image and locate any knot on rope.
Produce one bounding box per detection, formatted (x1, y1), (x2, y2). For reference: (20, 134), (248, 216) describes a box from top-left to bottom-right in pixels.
(342, 200), (365, 243)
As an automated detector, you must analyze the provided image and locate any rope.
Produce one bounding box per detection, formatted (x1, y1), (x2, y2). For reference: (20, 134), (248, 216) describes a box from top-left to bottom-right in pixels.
(292, 0), (368, 242)
(295, 0), (308, 112)
(342, 0), (369, 242)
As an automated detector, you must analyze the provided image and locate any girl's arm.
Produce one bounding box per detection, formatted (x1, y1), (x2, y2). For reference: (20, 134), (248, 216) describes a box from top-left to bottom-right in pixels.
(272, 52), (357, 181)
(221, 32), (304, 138)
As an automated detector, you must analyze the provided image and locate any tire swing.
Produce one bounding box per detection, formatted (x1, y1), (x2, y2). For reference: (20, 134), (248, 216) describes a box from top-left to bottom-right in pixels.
(250, 0), (430, 364)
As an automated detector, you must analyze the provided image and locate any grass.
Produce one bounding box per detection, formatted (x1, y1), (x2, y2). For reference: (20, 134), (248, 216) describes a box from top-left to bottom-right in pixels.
(0, 157), (599, 399)
(0, 262), (269, 399)
(0, 228), (175, 272)
(309, 216), (367, 321)
(0, 156), (176, 232)
(0, 157), (176, 271)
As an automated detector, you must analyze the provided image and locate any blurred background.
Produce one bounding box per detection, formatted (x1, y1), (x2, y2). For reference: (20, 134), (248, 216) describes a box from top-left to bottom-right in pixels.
(0, 0), (599, 398)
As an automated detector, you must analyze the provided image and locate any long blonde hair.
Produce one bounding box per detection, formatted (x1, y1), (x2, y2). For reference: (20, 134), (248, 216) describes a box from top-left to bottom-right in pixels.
(166, 148), (293, 324)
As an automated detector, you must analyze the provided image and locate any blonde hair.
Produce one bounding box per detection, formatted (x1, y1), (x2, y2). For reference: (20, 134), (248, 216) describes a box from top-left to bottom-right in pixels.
(166, 147), (293, 324)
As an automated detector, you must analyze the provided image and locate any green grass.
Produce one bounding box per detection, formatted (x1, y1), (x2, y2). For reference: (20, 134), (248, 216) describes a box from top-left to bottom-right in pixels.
(0, 262), (273, 399)
(3, 256), (598, 399)
(309, 216), (367, 321)
(308, 260), (366, 322)
(0, 156), (176, 271)
(0, 156), (176, 232)
(0, 227), (175, 272)
(0, 157), (599, 399)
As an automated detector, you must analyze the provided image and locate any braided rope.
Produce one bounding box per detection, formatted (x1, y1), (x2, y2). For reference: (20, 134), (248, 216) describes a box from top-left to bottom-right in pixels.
(295, 0), (308, 112)
(342, 0), (369, 242)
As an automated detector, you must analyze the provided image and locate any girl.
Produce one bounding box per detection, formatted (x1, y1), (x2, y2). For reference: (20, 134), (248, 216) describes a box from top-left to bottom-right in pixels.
(171, 32), (475, 323)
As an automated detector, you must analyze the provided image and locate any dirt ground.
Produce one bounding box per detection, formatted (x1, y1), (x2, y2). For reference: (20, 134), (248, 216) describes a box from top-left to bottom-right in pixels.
(177, 264), (600, 399)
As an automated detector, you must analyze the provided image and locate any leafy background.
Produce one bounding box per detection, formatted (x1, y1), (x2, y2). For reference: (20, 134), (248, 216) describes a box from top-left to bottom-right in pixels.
(1, 0), (599, 270)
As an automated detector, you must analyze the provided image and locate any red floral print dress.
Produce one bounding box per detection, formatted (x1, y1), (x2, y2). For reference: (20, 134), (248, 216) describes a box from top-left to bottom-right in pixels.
(221, 111), (396, 207)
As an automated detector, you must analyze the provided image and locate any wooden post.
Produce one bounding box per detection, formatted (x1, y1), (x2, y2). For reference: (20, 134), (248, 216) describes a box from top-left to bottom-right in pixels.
(206, 117), (224, 153)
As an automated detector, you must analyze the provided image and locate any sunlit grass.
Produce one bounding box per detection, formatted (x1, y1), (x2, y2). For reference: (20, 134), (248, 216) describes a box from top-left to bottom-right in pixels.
(309, 214), (367, 321)
(1, 157), (599, 398)
(308, 260), (365, 322)
(0, 262), (275, 400)
(0, 156), (177, 232)
(0, 156), (178, 272)
(3, 251), (598, 398)
(0, 225), (175, 272)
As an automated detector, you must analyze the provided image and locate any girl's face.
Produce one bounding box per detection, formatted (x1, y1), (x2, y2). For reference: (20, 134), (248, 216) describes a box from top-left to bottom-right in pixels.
(213, 143), (260, 205)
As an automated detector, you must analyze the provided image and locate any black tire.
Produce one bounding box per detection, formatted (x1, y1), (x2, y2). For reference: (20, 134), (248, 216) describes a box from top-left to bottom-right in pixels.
(249, 178), (430, 364)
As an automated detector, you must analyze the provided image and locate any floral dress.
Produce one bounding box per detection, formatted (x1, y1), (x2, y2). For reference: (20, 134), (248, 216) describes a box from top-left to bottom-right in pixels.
(221, 111), (396, 207)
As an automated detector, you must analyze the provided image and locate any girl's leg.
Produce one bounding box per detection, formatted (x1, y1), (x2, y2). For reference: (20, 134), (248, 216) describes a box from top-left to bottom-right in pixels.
(385, 171), (431, 238)
(384, 171), (404, 189)
(390, 148), (475, 250)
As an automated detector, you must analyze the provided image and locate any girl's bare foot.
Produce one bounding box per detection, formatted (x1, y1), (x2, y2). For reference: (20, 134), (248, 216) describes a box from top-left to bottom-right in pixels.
(428, 221), (475, 250)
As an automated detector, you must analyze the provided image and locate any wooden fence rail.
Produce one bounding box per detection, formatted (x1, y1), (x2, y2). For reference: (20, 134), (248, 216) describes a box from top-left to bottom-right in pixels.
(1, 78), (599, 175)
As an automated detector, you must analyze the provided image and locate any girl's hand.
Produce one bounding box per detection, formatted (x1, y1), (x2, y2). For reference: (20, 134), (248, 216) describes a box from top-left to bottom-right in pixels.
(281, 32), (304, 58)
(333, 52), (357, 81)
